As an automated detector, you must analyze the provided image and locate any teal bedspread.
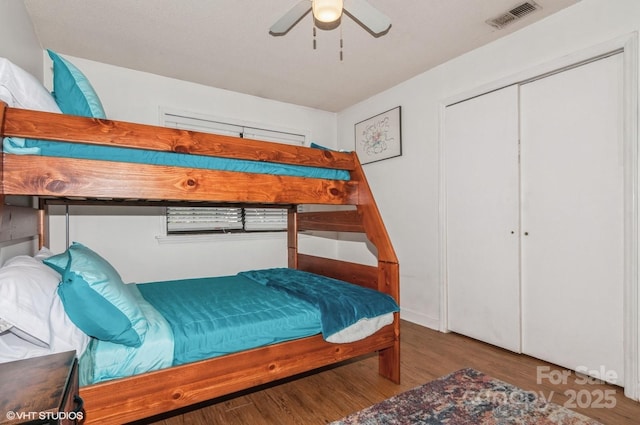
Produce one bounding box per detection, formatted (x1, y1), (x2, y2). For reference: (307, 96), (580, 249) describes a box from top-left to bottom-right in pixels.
(238, 268), (399, 340)
(136, 274), (322, 365)
(3, 138), (351, 180)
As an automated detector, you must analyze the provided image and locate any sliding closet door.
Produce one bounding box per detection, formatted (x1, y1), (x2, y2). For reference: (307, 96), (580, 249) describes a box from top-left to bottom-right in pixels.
(520, 54), (624, 384)
(445, 85), (521, 353)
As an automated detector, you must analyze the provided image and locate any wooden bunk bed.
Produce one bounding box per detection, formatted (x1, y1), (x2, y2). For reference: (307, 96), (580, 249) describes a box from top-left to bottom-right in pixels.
(0, 102), (400, 424)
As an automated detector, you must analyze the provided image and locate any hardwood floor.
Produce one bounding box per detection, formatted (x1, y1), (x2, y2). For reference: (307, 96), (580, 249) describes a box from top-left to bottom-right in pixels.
(144, 321), (639, 424)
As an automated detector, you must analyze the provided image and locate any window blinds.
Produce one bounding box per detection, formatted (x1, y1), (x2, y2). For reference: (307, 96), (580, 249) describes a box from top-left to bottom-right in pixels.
(244, 208), (288, 231)
(167, 207), (243, 232)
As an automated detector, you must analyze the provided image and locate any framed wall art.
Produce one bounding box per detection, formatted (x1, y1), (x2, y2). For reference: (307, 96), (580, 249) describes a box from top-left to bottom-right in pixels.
(354, 106), (402, 164)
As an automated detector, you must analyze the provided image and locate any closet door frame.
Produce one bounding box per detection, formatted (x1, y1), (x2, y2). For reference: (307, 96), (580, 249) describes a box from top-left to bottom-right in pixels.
(439, 32), (639, 401)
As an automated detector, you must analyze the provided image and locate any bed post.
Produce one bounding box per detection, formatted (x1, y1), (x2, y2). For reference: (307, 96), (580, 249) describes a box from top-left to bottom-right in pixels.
(378, 261), (401, 383)
(37, 199), (47, 249)
(287, 206), (298, 269)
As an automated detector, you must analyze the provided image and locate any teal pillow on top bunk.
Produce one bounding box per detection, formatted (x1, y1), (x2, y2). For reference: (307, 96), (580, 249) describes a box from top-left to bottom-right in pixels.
(47, 49), (106, 118)
(44, 242), (148, 347)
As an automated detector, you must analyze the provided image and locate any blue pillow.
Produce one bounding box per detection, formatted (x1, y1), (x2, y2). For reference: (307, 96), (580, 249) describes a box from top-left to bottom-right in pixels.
(44, 242), (147, 347)
(47, 49), (106, 118)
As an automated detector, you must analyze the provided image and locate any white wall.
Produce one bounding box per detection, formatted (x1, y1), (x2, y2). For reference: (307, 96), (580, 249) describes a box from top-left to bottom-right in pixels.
(0, 0), (43, 79)
(337, 0), (640, 329)
(42, 56), (342, 283)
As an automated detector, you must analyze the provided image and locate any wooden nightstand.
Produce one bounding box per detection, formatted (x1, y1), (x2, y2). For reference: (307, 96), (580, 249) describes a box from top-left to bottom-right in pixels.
(0, 351), (83, 424)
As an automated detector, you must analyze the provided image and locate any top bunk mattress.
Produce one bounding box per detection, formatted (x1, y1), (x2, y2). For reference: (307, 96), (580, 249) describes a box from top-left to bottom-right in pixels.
(3, 138), (351, 181)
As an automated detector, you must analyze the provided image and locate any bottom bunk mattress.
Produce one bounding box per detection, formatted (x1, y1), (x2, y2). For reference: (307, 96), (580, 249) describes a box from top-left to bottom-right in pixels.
(138, 273), (323, 364)
(79, 268), (398, 386)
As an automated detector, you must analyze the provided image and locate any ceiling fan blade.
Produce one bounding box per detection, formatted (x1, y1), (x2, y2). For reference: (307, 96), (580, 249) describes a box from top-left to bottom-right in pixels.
(344, 0), (391, 36)
(269, 0), (312, 36)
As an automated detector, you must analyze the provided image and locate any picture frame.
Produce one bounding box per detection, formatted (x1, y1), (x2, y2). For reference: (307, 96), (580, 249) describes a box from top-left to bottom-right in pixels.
(354, 106), (402, 164)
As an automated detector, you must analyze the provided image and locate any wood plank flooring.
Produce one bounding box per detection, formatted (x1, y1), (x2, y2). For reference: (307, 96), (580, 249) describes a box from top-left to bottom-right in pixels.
(143, 321), (639, 424)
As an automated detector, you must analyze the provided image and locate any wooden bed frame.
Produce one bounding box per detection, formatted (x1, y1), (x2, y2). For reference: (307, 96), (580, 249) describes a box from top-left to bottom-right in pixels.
(0, 103), (400, 424)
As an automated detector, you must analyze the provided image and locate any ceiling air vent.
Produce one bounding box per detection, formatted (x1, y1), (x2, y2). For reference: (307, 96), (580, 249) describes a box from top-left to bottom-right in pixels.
(486, 1), (542, 29)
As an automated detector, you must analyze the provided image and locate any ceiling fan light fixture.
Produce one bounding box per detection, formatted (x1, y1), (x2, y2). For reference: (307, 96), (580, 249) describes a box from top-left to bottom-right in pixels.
(312, 0), (343, 23)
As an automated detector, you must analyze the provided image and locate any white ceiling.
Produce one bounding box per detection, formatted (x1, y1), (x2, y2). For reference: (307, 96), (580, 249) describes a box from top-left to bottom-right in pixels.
(23, 0), (579, 112)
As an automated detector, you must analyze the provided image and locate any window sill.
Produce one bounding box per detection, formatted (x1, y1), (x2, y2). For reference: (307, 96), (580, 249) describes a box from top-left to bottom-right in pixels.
(155, 232), (287, 244)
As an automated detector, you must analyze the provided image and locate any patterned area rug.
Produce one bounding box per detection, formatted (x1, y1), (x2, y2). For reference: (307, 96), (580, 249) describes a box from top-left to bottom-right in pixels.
(330, 368), (603, 424)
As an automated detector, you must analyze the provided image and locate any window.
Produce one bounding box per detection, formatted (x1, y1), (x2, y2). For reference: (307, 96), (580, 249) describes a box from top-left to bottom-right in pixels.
(244, 208), (289, 231)
(166, 205), (290, 234)
(162, 111), (305, 235)
(167, 206), (243, 233)
(163, 112), (306, 144)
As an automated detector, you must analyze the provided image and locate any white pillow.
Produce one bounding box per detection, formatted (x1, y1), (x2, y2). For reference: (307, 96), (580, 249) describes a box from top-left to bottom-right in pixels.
(48, 292), (90, 357)
(0, 317), (13, 333)
(34, 246), (55, 261)
(0, 85), (12, 106)
(0, 57), (61, 112)
(0, 255), (61, 347)
(0, 323), (88, 365)
(0, 332), (51, 363)
(0, 253), (89, 358)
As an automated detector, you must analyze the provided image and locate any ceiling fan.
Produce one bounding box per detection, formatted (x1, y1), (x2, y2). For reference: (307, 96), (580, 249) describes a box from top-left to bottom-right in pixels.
(270, 0), (391, 37)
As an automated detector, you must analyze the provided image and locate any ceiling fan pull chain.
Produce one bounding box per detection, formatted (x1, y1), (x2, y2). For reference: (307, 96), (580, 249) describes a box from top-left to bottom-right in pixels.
(313, 25), (317, 50)
(340, 25), (344, 61)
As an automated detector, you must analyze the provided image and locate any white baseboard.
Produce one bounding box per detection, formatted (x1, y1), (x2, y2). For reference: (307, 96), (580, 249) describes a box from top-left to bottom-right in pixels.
(400, 308), (440, 331)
